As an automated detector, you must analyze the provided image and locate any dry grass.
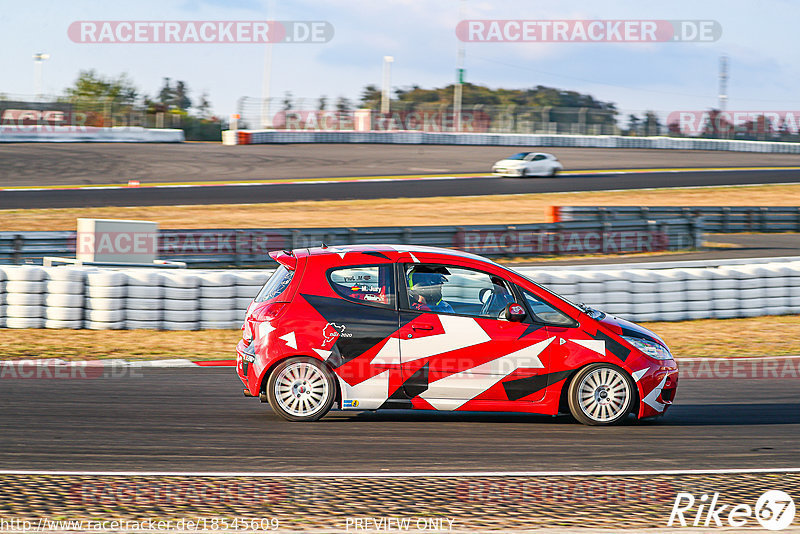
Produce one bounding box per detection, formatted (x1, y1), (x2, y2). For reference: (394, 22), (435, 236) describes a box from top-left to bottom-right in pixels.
(0, 329), (241, 361)
(643, 315), (800, 358)
(1, 316), (799, 361)
(3, 183), (800, 231)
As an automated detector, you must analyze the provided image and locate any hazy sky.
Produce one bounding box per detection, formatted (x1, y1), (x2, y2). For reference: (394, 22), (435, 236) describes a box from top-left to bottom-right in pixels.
(2, 0), (797, 120)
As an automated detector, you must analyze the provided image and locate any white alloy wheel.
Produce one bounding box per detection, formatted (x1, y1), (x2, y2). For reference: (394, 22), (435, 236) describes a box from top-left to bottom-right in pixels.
(267, 357), (336, 422)
(568, 364), (633, 425)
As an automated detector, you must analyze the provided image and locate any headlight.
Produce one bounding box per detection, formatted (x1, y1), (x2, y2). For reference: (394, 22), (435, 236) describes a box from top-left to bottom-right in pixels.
(622, 335), (672, 360)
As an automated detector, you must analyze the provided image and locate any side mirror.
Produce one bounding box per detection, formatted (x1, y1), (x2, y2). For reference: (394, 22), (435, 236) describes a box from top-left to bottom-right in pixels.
(505, 302), (527, 322)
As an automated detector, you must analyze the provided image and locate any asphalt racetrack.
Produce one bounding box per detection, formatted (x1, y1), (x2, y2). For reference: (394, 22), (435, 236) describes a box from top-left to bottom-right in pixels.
(3, 143), (800, 186)
(2, 144), (800, 209)
(5, 168), (800, 210)
(1, 368), (798, 472)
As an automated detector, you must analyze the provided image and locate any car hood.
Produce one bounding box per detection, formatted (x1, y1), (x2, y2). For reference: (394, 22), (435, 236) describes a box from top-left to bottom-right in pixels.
(494, 159), (525, 166)
(598, 314), (669, 348)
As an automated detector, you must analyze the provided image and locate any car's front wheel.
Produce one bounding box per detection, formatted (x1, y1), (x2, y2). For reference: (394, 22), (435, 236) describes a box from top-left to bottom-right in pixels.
(267, 357), (336, 422)
(567, 363), (634, 425)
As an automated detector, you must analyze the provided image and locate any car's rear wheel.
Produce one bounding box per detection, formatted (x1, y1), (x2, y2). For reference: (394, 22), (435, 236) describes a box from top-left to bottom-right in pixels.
(568, 363), (634, 425)
(549, 166), (559, 177)
(267, 357), (336, 422)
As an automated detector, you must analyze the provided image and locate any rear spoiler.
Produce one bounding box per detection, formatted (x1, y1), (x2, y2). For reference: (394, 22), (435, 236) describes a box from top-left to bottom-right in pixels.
(268, 249), (297, 270)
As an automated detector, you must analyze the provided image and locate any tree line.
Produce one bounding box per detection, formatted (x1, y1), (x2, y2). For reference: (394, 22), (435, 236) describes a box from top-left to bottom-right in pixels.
(59, 70), (220, 140)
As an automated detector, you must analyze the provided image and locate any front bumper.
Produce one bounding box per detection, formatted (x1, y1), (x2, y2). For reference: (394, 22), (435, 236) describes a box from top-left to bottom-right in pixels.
(492, 167), (524, 176)
(637, 360), (679, 419)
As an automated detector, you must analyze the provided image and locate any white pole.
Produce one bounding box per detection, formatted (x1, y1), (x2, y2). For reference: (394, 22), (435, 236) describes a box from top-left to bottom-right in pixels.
(33, 53), (50, 100)
(453, 0), (466, 131)
(381, 56), (394, 115)
(718, 55), (729, 112)
(261, 0), (276, 129)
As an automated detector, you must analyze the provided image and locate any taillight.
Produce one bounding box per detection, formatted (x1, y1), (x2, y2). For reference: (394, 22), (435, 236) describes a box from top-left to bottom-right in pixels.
(244, 302), (286, 343)
(242, 321), (254, 343)
(251, 302), (286, 322)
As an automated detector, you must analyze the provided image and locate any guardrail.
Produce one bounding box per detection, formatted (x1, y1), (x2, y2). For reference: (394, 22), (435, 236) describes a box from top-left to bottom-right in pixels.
(0, 126), (185, 143)
(0, 218), (701, 266)
(555, 206), (800, 233)
(222, 130), (800, 153)
(1, 260), (798, 330)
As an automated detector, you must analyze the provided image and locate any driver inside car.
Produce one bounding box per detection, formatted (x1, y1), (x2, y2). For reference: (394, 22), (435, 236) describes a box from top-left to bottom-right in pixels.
(407, 268), (454, 313)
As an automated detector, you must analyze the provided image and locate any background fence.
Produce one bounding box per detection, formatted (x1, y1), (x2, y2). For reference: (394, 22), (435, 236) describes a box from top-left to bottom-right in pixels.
(556, 206), (800, 233)
(222, 130), (800, 153)
(1, 259), (799, 330)
(0, 218), (701, 267)
(0, 97), (223, 141)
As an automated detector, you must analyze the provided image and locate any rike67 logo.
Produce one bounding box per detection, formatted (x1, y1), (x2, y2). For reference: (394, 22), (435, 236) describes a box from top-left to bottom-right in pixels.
(669, 490), (796, 530)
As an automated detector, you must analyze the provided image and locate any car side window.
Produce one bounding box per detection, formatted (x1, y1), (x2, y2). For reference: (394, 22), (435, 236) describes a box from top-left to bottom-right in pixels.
(531, 154), (545, 161)
(328, 265), (395, 308)
(404, 264), (516, 319)
(522, 289), (575, 326)
(254, 265), (294, 303)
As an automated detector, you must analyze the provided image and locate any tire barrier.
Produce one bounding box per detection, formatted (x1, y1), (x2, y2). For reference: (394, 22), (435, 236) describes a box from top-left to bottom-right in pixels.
(0, 266), (269, 331)
(222, 130), (800, 153)
(525, 262), (800, 324)
(4, 266), (46, 329)
(44, 267), (87, 329)
(0, 262), (797, 330)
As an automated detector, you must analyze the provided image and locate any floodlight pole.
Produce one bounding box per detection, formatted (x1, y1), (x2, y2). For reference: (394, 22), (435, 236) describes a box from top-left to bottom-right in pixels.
(33, 52), (50, 100)
(261, 0), (276, 129)
(453, 0), (466, 131)
(381, 56), (394, 115)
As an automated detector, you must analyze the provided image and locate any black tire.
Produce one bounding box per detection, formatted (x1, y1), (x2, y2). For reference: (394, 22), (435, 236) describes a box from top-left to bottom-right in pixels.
(549, 166), (559, 177)
(266, 356), (336, 422)
(567, 363), (635, 426)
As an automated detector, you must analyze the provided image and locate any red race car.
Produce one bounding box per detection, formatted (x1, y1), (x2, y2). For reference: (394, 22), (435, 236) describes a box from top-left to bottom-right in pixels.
(236, 245), (678, 425)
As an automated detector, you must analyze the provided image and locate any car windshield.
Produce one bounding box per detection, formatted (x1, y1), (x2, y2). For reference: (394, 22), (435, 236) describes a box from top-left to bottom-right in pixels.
(517, 273), (584, 314)
(506, 152), (530, 160)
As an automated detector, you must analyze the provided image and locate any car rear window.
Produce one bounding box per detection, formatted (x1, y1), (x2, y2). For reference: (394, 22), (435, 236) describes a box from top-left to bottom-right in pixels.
(254, 265), (294, 303)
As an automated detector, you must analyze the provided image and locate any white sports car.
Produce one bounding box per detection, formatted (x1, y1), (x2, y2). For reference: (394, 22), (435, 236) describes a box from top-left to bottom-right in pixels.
(492, 152), (563, 177)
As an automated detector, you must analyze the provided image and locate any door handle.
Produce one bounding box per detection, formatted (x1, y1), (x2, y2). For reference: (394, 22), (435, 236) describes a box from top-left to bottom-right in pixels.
(412, 324), (434, 331)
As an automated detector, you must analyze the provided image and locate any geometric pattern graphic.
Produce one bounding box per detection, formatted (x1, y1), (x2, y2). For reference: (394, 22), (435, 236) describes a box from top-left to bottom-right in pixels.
(419, 336), (554, 410)
(237, 244), (678, 420)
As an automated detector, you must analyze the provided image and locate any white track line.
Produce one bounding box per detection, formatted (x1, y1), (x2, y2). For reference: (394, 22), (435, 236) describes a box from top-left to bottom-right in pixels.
(2, 468), (800, 477)
(0, 175), (484, 193)
(3, 168), (800, 193)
